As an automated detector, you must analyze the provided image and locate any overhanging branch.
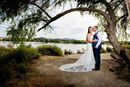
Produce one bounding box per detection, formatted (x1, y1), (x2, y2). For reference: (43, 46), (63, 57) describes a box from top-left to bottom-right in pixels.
(38, 7), (111, 31)
(31, 3), (52, 19)
(116, 13), (128, 22)
(113, 0), (124, 10)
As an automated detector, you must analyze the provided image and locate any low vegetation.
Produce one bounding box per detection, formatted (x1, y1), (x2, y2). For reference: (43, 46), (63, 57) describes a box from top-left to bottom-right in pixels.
(0, 45), (63, 86)
(0, 45), (40, 86)
(37, 45), (63, 56)
(101, 47), (113, 53)
(0, 43), (129, 86)
(64, 49), (73, 55)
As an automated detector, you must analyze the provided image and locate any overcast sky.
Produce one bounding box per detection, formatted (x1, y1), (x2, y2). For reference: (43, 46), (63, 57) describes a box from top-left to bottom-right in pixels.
(36, 12), (101, 40)
(36, 3), (108, 40)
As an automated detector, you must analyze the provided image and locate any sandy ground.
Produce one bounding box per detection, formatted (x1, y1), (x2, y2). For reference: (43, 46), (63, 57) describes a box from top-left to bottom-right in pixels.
(9, 53), (130, 87)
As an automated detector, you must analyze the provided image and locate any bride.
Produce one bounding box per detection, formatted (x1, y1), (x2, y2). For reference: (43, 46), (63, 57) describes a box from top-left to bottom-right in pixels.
(59, 27), (97, 72)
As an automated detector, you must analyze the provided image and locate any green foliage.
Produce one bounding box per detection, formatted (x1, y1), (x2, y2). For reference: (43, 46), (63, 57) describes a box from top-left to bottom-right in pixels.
(16, 63), (28, 75)
(123, 45), (130, 50)
(106, 47), (113, 52)
(64, 49), (73, 55)
(0, 65), (11, 86)
(77, 50), (84, 54)
(33, 37), (87, 44)
(101, 48), (107, 53)
(0, 46), (13, 63)
(0, 45), (40, 86)
(0, 45), (40, 64)
(13, 45), (40, 63)
(7, 28), (26, 44)
(37, 45), (63, 56)
(101, 47), (113, 53)
(0, 0), (32, 19)
(7, 26), (36, 44)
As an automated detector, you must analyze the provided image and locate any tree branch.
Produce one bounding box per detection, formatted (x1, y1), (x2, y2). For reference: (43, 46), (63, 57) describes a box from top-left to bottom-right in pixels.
(31, 3), (52, 19)
(116, 13), (128, 22)
(113, 0), (124, 10)
(38, 7), (111, 31)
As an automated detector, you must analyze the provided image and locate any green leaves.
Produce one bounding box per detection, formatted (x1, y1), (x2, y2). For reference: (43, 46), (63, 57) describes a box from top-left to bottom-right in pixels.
(0, 0), (31, 18)
(6, 27), (36, 44)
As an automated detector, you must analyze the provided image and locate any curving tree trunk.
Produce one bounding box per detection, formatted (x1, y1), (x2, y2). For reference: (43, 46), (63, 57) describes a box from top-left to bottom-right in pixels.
(125, 0), (130, 21)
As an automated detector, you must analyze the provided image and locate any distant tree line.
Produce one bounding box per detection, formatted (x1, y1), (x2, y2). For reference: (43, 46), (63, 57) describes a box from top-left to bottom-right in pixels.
(1, 37), (130, 45)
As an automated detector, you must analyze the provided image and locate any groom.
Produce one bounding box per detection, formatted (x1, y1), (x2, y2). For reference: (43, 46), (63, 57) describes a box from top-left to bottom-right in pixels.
(92, 26), (102, 71)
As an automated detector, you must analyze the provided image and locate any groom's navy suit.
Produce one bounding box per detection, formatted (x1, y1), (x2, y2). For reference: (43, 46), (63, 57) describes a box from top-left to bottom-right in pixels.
(92, 31), (102, 70)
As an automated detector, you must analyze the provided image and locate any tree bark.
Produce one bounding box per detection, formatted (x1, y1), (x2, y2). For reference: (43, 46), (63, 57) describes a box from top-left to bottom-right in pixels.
(125, 0), (130, 21)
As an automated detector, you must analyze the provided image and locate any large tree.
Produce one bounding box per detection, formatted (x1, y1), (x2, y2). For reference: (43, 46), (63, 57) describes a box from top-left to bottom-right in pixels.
(125, 0), (130, 20)
(0, 0), (130, 77)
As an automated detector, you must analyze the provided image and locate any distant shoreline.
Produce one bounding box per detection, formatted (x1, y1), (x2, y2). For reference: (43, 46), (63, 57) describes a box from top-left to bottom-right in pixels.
(1, 37), (130, 44)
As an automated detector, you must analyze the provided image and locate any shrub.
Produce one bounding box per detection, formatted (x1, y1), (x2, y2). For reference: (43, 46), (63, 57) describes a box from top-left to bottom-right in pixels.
(16, 63), (28, 76)
(124, 45), (130, 50)
(77, 50), (84, 54)
(0, 46), (13, 63)
(0, 45), (40, 86)
(37, 45), (63, 56)
(13, 45), (40, 63)
(106, 47), (113, 52)
(0, 65), (12, 86)
(64, 49), (73, 55)
(100, 48), (107, 53)
(0, 46), (13, 85)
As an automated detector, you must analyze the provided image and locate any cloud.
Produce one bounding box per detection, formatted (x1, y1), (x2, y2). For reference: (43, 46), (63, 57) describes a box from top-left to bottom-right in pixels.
(36, 12), (99, 40)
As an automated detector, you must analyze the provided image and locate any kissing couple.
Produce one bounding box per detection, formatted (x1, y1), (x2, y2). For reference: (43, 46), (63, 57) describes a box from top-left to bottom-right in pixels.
(59, 26), (102, 72)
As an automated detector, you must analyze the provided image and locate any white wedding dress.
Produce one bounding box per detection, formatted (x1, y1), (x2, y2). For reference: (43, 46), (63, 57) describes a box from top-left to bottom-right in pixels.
(59, 35), (95, 72)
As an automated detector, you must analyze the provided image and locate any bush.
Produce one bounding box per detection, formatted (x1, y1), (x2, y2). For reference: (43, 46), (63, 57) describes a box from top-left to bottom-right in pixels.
(106, 47), (113, 52)
(0, 46), (13, 63)
(37, 45), (63, 56)
(100, 48), (107, 53)
(0, 45), (40, 86)
(0, 65), (12, 86)
(13, 45), (40, 63)
(124, 45), (130, 50)
(64, 49), (73, 55)
(77, 50), (84, 54)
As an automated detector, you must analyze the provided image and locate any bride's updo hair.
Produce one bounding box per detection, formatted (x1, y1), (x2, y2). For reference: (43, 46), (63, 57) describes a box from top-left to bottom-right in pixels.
(88, 26), (92, 33)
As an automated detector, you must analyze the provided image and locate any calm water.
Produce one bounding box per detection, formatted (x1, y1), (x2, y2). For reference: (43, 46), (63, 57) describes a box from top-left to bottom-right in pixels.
(0, 41), (112, 53)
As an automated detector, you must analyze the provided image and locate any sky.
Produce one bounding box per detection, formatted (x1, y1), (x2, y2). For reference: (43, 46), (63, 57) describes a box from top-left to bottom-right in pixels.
(36, 3), (108, 40)
(36, 12), (105, 40)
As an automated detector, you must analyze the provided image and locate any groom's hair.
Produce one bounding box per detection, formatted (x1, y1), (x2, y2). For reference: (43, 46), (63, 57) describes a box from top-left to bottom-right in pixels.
(94, 26), (98, 29)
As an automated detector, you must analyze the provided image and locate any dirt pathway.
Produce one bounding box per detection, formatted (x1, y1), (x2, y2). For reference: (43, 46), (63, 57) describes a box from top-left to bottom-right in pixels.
(11, 53), (130, 87)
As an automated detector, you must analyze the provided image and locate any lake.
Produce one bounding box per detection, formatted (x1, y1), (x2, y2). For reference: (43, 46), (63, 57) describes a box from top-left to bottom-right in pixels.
(0, 41), (112, 53)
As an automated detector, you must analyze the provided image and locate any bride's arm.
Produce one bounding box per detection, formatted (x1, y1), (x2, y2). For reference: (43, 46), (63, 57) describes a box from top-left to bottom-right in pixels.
(86, 34), (97, 43)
